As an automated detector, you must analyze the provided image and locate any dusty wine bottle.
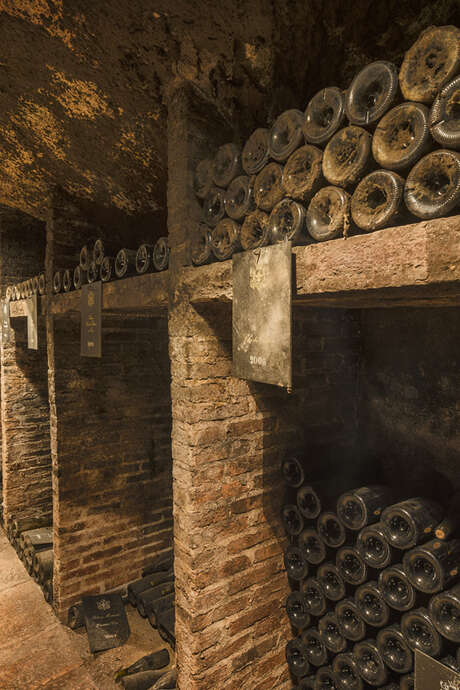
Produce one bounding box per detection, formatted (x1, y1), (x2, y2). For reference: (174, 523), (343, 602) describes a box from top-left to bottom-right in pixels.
(322, 126), (373, 188)
(401, 607), (443, 657)
(284, 544), (309, 581)
(430, 75), (460, 149)
(429, 582), (460, 643)
(346, 61), (399, 127)
(213, 143), (242, 188)
(193, 158), (213, 200)
(135, 244), (153, 274)
(296, 676), (316, 690)
(240, 210), (271, 250)
(269, 109), (305, 162)
(404, 149), (460, 219)
(286, 591), (311, 630)
(376, 624), (414, 674)
(336, 547), (368, 586)
(73, 266), (87, 290)
(52, 271), (62, 294)
(282, 455), (305, 488)
(299, 528), (327, 565)
(67, 603), (84, 630)
(314, 666), (339, 688)
(399, 25), (460, 104)
(351, 170), (406, 232)
(127, 570), (174, 607)
(337, 486), (396, 531)
(302, 628), (331, 667)
(318, 612), (347, 654)
(62, 269), (73, 292)
(297, 485), (322, 521)
(202, 186), (226, 227)
(242, 128), (270, 176)
(93, 239), (120, 266)
(100, 256), (115, 282)
(269, 199), (307, 244)
(303, 87), (346, 146)
(317, 512), (347, 549)
(286, 638), (311, 678)
(372, 102), (431, 171)
(378, 564), (417, 612)
(39, 274), (46, 295)
(301, 577), (328, 617)
(335, 599), (366, 643)
(306, 186), (351, 242)
(224, 175), (255, 220)
(87, 261), (99, 283)
(32, 276), (39, 294)
(317, 562), (346, 602)
(137, 581), (175, 618)
(403, 538), (460, 594)
(356, 522), (396, 570)
(381, 497), (444, 550)
(354, 581), (391, 628)
(282, 504), (304, 536)
(281, 145), (324, 203)
(190, 225), (213, 266)
(353, 638), (389, 686)
(80, 241), (97, 271)
(152, 237), (169, 272)
(332, 652), (363, 690)
(254, 162), (284, 211)
(115, 248), (137, 278)
(210, 219), (241, 261)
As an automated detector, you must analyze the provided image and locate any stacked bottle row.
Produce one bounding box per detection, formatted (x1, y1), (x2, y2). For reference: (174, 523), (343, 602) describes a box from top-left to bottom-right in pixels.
(191, 25), (460, 265)
(5, 274), (45, 301)
(6, 516), (53, 604)
(281, 456), (460, 689)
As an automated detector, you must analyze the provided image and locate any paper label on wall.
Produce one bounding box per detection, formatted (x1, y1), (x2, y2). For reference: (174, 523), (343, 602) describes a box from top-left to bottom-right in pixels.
(81, 282), (102, 357)
(415, 650), (460, 690)
(1, 300), (11, 346)
(25, 293), (38, 350)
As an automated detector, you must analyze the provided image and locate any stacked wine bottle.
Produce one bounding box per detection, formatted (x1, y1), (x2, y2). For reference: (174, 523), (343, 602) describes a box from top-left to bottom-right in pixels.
(281, 456), (460, 689)
(191, 24), (460, 265)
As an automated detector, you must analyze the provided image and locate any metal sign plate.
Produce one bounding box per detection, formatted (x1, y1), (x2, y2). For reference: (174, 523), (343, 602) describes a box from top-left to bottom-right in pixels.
(415, 650), (460, 690)
(1, 300), (11, 346)
(232, 242), (292, 389)
(25, 293), (38, 350)
(82, 593), (130, 654)
(81, 282), (102, 357)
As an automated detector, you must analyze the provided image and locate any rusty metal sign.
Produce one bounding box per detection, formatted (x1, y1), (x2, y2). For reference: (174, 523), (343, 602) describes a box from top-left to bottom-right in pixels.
(1, 300), (11, 346)
(81, 282), (102, 357)
(232, 241), (292, 389)
(415, 650), (460, 690)
(25, 293), (38, 350)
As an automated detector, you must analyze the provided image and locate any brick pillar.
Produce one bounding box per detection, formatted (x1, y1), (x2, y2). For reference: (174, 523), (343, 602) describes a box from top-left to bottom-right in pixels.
(0, 207), (51, 529)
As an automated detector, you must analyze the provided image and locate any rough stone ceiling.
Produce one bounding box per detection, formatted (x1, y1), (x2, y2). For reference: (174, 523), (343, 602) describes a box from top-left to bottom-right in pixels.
(0, 0), (457, 226)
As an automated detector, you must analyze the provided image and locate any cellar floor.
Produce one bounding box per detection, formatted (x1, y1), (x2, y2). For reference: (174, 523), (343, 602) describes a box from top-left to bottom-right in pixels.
(0, 529), (174, 689)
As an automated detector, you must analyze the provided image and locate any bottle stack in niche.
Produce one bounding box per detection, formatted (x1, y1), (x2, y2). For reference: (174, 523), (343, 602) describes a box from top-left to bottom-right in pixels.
(191, 25), (460, 265)
(6, 517), (53, 604)
(281, 456), (460, 689)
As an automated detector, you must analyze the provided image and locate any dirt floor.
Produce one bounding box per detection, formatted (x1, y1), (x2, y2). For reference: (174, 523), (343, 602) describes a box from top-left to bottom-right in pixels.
(0, 528), (174, 689)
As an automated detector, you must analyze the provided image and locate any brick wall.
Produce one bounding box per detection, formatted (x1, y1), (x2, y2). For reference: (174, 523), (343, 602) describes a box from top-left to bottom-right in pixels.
(0, 208), (52, 528)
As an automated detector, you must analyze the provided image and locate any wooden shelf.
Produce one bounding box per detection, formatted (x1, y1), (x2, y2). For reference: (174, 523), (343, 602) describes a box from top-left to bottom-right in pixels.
(184, 215), (460, 308)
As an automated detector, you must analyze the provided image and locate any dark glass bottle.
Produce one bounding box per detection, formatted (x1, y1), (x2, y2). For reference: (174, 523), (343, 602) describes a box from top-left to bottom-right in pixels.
(53, 271), (62, 294)
(268, 198), (307, 245)
(62, 269), (73, 292)
(354, 581), (391, 628)
(314, 666), (339, 689)
(336, 547), (368, 586)
(136, 244), (154, 274)
(100, 256), (115, 282)
(335, 598), (366, 642)
(299, 528), (327, 565)
(303, 87), (346, 146)
(115, 249), (137, 278)
(212, 143), (241, 188)
(351, 170), (406, 232)
(286, 638), (311, 678)
(378, 564), (417, 612)
(399, 25), (460, 104)
(376, 624), (414, 674)
(372, 102), (431, 170)
(301, 577), (328, 617)
(152, 237), (169, 272)
(403, 538), (460, 594)
(286, 591), (311, 630)
(93, 239), (119, 266)
(242, 128), (270, 176)
(306, 186), (351, 242)
(73, 266), (87, 290)
(345, 61), (399, 127)
(317, 562), (346, 602)
(318, 612), (347, 654)
(302, 628), (331, 667)
(254, 162), (284, 211)
(322, 126), (373, 189)
(332, 652), (363, 690)
(430, 75), (460, 150)
(38, 273), (46, 295)
(401, 607), (443, 657)
(269, 109), (305, 162)
(210, 219), (241, 262)
(297, 484), (325, 520)
(282, 456), (305, 488)
(282, 504), (304, 537)
(404, 149), (460, 219)
(193, 158), (213, 199)
(356, 522), (396, 570)
(381, 498), (444, 550)
(202, 187), (226, 228)
(284, 544), (309, 581)
(317, 513), (347, 549)
(353, 638), (389, 686)
(224, 175), (255, 220)
(281, 145), (324, 203)
(441, 655), (460, 673)
(190, 225), (213, 266)
(240, 210), (271, 250)
(429, 582), (460, 643)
